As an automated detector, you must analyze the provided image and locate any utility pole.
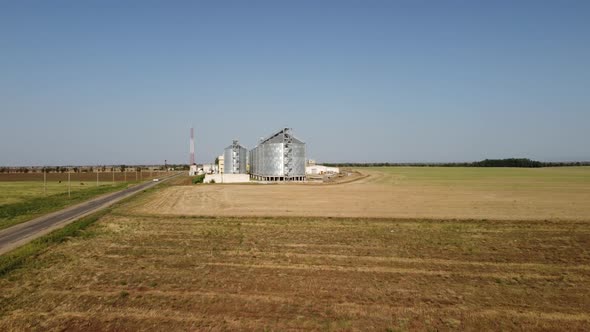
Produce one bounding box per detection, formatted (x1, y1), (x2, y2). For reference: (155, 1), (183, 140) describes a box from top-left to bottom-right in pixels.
(68, 168), (71, 198)
(140, 168), (142, 181)
(135, 169), (138, 181)
(112, 166), (115, 184)
(96, 168), (99, 187)
(43, 167), (46, 196)
(124, 167), (127, 182)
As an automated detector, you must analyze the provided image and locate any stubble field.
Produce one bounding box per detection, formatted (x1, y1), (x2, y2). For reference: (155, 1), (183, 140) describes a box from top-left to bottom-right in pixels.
(1, 167), (589, 330)
(131, 167), (590, 221)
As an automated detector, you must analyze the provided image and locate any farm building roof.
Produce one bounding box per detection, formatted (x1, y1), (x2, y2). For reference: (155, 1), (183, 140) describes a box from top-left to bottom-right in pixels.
(259, 128), (305, 145)
(225, 141), (247, 150)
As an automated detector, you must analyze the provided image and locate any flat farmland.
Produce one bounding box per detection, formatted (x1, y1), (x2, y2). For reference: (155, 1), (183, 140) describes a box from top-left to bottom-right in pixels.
(0, 171), (165, 208)
(130, 167), (590, 221)
(0, 181), (110, 206)
(0, 171), (165, 230)
(0, 171), (163, 183)
(1, 167), (589, 330)
(0, 213), (588, 330)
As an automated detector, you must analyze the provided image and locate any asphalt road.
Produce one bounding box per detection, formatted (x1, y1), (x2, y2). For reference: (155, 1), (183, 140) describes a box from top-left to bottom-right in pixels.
(0, 174), (180, 255)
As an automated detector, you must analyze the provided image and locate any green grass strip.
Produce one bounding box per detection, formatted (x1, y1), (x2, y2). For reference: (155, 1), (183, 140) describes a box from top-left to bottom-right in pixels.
(0, 178), (173, 278)
(0, 183), (131, 231)
(0, 208), (110, 278)
(0, 180), (169, 278)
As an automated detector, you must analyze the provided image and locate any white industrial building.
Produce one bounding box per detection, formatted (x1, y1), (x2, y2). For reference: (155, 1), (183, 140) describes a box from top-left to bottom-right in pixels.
(200, 128), (311, 184)
(203, 140), (250, 183)
(306, 165), (340, 175)
(217, 155), (224, 174)
(204, 173), (250, 184)
(202, 164), (215, 174)
(188, 164), (198, 176)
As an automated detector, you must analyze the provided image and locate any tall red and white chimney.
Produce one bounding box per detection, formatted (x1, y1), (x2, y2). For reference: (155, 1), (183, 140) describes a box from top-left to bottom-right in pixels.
(190, 127), (195, 165)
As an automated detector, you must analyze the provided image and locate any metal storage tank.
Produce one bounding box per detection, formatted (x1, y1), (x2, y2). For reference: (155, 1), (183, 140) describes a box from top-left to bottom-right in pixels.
(249, 128), (306, 181)
(224, 140), (248, 174)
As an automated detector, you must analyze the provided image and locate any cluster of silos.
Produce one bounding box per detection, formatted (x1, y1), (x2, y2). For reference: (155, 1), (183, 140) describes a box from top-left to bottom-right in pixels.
(224, 140), (248, 174)
(249, 128), (306, 182)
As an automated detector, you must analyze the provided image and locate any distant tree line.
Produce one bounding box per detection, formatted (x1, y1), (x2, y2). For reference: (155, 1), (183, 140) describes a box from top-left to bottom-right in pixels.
(167, 164), (190, 171)
(323, 159), (590, 168)
(471, 158), (545, 167)
(0, 165), (176, 173)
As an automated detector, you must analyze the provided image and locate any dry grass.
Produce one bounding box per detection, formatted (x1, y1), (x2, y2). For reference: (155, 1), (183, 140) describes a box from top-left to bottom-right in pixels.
(129, 167), (590, 221)
(0, 211), (589, 330)
(1, 167), (589, 331)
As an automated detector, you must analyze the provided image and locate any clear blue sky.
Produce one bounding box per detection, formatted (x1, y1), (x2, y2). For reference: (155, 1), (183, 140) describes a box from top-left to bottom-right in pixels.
(1, 1), (589, 166)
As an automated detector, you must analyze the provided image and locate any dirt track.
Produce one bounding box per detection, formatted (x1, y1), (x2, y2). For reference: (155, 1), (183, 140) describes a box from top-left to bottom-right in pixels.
(131, 168), (590, 221)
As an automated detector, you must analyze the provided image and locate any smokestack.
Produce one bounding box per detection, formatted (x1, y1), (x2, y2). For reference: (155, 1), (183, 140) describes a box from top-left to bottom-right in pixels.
(190, 127), (195, 165)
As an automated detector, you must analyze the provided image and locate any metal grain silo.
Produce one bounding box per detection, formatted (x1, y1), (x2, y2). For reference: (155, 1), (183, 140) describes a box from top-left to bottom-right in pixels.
(249, 128), (306, 181)
(224, 140), (248, 174)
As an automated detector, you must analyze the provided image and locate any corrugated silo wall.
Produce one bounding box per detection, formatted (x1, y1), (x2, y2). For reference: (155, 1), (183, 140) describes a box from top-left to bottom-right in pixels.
(292, 142), (306, 177)
(224, 146), (248, 174)
(246, 149), (250, 173)
(248, 150), (254, 175)
(249, 141), (306, 178)
(223, 148), (232, 174)
(262, 142), (284, 176)
(239, 146), (248, 174)
(249, 143), (280, 177)
(250, 147), (258, 175)
(249, 148), (257, 175)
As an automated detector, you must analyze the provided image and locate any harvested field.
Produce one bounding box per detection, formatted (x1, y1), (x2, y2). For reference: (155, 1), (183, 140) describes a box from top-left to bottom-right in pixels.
(130, 167), (590, 221)
(1, 167), (589, 330)
(0, 211), (589, 330)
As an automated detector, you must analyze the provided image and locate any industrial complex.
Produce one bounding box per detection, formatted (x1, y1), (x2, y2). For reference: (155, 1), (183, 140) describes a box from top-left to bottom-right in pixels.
(249, 128), (306, 182)
(189, 127), (338, 183)
(224, 140), (248, 174)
